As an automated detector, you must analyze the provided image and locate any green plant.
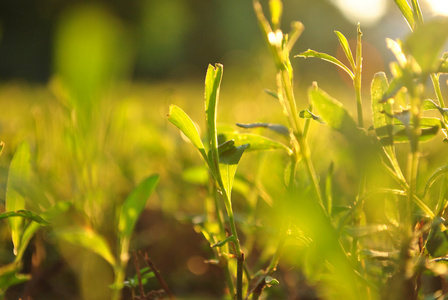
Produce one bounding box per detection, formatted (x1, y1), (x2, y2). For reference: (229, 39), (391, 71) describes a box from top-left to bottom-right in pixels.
(169, 0), (448, 299)
(0, 142), (70, 298)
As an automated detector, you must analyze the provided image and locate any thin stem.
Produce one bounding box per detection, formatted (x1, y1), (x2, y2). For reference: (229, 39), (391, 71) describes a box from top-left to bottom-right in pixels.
(237, 252), (245, 300)
(133, 252), (145, 298)
(141, 252), (174, 300)
(354, 24), (364, 128)
(280, 70), (324, 209)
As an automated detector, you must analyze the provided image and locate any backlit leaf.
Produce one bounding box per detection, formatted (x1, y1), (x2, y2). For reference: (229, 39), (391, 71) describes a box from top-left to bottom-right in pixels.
(296, 50), (354, 79)
(299, 109), (323, 123)
(269, 0), (282, 29)
(423, 166), (448, 197)
(118, 174), (159, 240)
(6, 142), (32, 255)
(205, 63), (224, 175)
(334, 30), (355, 70)
(308, 86), (359, 136)
(15, 202), (72, 263)
(219, 132), (292, 154)
(55, 227), (116, 266)
(371, 72), (394, 150)
(393, 0), (415, 30)
(168, 105), (207, 161)
(219, 144), (249, 198)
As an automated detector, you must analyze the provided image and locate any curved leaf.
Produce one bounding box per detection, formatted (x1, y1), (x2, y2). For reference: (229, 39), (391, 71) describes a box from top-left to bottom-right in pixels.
(423, 166), (448, 196)
(219, 144), (249, 198)
(308, 86), (358, 136)
(55, 227), (116, 266)
(168, 105), (207, 161)
(0, 210), (49, 225)
(219, 132), (292, 154)
(118, 174), (160, 240)
(371, 72), (394, 149)
(205, 64), (224, 175)
(393, 0), (415, 30)
(299, 109), (323, 124)
(6, 142), (32, 255)
(296, 50), (354, 79)
(236, 122), (289, 136)
(334, 31), (355, 70)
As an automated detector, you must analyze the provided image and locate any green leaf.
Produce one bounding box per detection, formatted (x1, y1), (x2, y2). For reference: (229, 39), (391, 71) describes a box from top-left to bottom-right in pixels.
(264, 89), (278, 99)
(423, 99), (440, 110)
(393, 125), (440, 142)
(404, 19), (448, 73)
(334, 31), (355, 70)
(393, 0), (415, 30)
(269, 0), (282, 29)
(6, 142), (32, 255)
(124, 267), (155, 288)
(299, 109), (323, 123)
(0, 210), (49, 225)
(55, 227), (116, 266)
(118, 174), (159, 241)
(219, 144), (249, 199)
(265, 276), (279, 286)
(296, 50), (354, 79)
(371, 72), (394, 149)
(426, 225), (448, 258)
(218, 132), (292, 154)
(217, 139), (236, 156)
(15, 202), (72, 263)
(205, 64), (224, 174)
(236, 122), (290, 136)
(212, 235), (237, 248)
(308, 86), (359, 136)
(423, 166), (448, 197)
(0, 263), (30, 291)
(168, 105), (207, 161)
(411, 0), (424, 26)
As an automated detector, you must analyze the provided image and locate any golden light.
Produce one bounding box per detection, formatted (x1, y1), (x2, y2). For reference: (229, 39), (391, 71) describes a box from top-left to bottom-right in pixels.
(331, 0), (388, 26)
(425, 0), (448, 16)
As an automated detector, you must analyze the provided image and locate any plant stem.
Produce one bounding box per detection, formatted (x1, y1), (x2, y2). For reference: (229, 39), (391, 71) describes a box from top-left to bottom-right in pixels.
(280, 70), (324, 209)
(354, 24), (364, 128)
(141, 252), (174, 300)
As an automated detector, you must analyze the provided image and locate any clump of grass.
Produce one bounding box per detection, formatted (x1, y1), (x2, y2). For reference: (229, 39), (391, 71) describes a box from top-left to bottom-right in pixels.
(169, 0), (448, 299)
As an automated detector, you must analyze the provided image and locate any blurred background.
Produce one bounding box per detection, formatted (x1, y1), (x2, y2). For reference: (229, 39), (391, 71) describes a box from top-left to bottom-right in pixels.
(1, 0), (448, 299)
(0, 0), (447, 84)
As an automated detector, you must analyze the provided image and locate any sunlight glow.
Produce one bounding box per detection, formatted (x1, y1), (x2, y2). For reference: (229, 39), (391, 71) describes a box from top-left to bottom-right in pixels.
(332, 0), (388, 26)
(425, 0), (448, 16)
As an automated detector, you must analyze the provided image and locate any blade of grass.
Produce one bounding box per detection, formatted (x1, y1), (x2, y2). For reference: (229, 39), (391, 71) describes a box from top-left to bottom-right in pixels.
(393, 0), (415, 30)
(334, 31), (355, 70)
(168, 105), (208, 162)
(6, 142), (32, 256)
